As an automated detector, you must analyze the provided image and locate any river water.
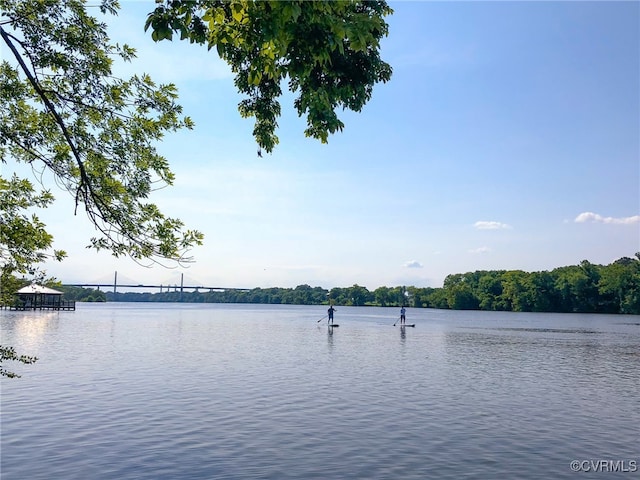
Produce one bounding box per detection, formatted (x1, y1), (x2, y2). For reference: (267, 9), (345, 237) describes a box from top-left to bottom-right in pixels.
(1, 303), (639, 479)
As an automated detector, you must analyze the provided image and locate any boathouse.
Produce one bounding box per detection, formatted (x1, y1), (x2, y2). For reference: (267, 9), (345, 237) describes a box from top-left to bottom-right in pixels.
(11, 284), (75, 311)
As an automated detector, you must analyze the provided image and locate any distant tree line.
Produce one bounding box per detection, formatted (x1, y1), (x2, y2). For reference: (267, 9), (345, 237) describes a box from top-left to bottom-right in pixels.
(2, 256), (638, 314)
(418, 256), (640, 314)
(57, 285), (106, 303)
(107, 285), (331, 305)
(105, 284), (411, 306)
(103, 256), (640, 315)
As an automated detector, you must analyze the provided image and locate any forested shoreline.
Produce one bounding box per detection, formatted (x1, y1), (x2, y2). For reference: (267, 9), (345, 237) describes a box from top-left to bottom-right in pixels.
(55, 255), (640, 315)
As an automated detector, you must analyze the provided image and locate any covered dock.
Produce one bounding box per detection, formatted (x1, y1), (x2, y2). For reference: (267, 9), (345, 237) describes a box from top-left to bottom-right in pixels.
(9, 284), (75, 311)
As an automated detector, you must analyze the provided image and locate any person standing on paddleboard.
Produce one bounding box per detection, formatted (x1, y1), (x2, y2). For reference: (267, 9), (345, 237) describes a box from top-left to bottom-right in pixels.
(400, 305), (406, 325)
(328, 305), (336, 325)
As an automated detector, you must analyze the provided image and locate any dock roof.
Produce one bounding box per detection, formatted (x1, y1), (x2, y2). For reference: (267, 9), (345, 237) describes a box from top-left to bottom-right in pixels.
(17, 284), (64, 295)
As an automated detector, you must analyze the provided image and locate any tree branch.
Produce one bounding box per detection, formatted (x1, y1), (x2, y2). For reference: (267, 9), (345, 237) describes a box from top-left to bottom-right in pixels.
(1, 26), (102, 215)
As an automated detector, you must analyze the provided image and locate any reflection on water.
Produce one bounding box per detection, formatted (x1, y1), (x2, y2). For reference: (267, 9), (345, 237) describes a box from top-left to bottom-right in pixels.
(1, 304), (639, 479)
(326, 323), (335, 352)
(4, 312), (60, 350)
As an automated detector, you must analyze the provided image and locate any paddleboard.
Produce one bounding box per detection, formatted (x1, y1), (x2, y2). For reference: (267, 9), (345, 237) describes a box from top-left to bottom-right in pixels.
(328, 324), (340, 327)
(399, 324), (415, 327)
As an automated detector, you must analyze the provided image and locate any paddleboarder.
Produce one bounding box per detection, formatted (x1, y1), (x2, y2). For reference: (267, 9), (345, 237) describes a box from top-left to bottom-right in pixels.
(328, 305), (336, 325)
(400, 305), (406, 325)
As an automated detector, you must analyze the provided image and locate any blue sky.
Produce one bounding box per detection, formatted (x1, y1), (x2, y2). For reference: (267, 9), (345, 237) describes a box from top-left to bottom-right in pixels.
(13, 1), (640, 290)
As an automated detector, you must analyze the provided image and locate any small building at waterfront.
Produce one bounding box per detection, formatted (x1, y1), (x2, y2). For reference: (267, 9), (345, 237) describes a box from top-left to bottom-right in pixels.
(11, 284), (75, 311)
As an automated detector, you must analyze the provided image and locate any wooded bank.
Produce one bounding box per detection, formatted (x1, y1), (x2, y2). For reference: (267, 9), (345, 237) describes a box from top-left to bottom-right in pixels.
(101, 256), (640, 315)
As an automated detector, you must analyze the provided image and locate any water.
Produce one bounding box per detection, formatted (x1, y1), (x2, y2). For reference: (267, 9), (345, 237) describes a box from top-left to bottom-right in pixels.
(1, 303), (639, 479)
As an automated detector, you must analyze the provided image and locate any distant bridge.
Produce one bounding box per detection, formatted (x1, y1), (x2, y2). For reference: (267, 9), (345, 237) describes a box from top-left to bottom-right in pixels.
(63, 272), (249, 294)
(62, 283), (249, 293)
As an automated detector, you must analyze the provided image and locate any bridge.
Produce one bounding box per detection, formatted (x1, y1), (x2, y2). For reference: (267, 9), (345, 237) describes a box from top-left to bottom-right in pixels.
(63, 272), (250, 294)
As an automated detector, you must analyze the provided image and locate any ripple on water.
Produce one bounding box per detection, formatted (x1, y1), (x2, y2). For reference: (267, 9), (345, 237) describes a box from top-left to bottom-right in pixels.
(1, 305), (639, 479)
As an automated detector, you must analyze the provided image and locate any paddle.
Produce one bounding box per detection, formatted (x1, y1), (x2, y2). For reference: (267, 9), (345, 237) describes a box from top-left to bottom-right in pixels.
(317, 315), (328, 323)
(393, 316), (401, 326)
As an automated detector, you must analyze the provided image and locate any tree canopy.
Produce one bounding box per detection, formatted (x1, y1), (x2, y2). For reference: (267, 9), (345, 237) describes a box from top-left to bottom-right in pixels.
(145, 0), (393, 153)
(1, 0), (204, 276)
(0, 174), (66, 274)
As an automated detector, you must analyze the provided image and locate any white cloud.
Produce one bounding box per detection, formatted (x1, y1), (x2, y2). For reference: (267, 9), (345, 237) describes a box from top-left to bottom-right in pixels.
(474, 221), (512, 230)
(574, 212), (640, 225)
(469, 247), (491, 254)
(403, 260), (423, 269)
